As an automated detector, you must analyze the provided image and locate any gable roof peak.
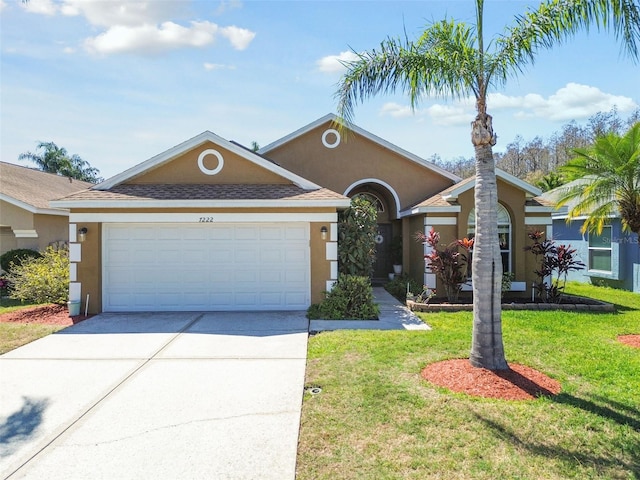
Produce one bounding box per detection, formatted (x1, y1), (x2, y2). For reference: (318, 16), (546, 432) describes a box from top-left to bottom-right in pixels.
(95, 130), (322, 192)
(258, 114), (461, 183)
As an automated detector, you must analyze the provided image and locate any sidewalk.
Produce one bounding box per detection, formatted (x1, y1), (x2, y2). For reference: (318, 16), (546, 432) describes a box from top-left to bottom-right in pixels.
(309, 287), (431, 332)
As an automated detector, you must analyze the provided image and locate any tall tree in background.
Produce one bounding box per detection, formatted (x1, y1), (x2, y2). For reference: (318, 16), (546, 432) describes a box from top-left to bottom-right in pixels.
(19, 141), (102, 183)
(558, 122), (640, 236)
(336, 0), (640, 370)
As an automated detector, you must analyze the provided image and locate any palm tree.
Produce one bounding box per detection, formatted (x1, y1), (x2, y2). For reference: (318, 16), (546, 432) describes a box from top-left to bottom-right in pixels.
(536, 171), (566, 192)
(336, 0), (640, 370)
(557, 122), (640, 236)
(19, 141), (103, 183)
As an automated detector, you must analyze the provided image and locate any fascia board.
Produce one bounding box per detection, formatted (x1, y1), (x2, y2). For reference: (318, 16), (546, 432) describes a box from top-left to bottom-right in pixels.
(96, 131), (322, 191)
(524, 206), (555, 213)
(50, 199), (352, 209)
(402, 205), (462, 217)
(1, 193), (68, 216)
(443, 169), (542, 200)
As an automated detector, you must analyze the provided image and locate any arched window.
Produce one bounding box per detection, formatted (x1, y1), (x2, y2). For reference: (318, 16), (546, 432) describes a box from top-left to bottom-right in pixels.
(467, 204), (512, 273)
(354, 192), (385, 213)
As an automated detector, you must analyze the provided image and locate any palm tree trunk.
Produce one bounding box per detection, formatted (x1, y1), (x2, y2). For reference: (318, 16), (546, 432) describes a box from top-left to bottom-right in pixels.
(470, 111), (509, 370)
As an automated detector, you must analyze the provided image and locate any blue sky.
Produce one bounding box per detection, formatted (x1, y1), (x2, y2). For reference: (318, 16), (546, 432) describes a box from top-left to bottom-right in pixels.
(2, 0), (639, 180)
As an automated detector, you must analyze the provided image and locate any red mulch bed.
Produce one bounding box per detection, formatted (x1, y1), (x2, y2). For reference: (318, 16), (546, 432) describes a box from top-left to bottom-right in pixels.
(618, 334), (640, 349)
(0, 304), (92, 326)
(422, 358), (562, 401)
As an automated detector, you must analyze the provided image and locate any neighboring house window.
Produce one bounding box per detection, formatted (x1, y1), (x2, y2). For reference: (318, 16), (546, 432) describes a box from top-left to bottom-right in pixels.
(467, 204), (512, 274)
(588, 226), (612, 272)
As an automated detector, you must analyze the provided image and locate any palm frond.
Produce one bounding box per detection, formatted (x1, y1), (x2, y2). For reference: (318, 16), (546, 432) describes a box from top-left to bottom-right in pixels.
(335, 19), (480, 126)
(492, 0), (640, 84)
(557, 122), (640, 234)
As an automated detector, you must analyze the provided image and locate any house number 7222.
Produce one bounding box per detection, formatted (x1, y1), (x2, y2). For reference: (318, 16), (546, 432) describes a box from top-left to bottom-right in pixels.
(198, 217), (215, 223)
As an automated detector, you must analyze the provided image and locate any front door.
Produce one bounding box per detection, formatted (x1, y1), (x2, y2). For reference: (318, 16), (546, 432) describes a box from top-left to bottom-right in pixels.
(373, 224), (392, 281)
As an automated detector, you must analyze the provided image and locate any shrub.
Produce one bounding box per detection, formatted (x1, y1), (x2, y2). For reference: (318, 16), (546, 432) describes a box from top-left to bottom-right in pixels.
(524, 230), (585, 303)
(338, 195), (378, 277)
(416, 228), (473, 303)
(502, 272), (515, 298)
(6, 246), (69, 305)
(307, 274), (379, 320)
(0, 248), (42, 273)
(384, 273), (421, 301)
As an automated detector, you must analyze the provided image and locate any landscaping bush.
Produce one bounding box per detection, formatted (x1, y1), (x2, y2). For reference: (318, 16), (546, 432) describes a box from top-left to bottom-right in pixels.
(6, 246), (69, 305)
(384, 274), (422, 301)
(338, 195), (378, 277)
(416, 228), (473, 302)
(0, 248), (42, 273)
(525, 229), (585, 303)
(307, 274), (379, 320)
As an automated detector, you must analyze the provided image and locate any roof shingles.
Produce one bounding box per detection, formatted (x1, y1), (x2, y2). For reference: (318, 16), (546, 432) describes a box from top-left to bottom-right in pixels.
(0, 162), (93, 210)
(58, 184), (347, 202)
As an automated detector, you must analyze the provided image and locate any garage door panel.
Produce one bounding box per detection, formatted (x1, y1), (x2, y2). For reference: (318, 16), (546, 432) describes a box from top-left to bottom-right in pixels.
(103, 223), (310, 312)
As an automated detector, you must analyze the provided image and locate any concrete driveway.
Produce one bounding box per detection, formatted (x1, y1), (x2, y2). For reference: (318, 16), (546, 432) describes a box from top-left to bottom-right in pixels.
(0, 312), (309, 480)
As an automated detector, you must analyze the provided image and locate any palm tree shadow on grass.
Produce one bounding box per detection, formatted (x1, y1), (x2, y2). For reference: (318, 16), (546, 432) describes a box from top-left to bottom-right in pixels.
(553, 392), (640, 431)
(473, 405), (640, 477)
(0, 397), (49, 458)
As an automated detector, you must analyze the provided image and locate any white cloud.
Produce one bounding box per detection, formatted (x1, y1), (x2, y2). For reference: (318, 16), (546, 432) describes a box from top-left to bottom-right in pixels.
(316, 51), (360, 73)
(0, 1), (7, 13)
(380, 102), (414, 118)
(59, 1), (184, 27)
(21, 0), (57, 15)
(84, 20), (255, 55)
(219, 25), (255, 50)
(215, 0), (243, 16)
(382, 83), (637, 127)
(204, 62), (236, 71)
(488, 83), (637, 121)
(21, 0), (256, 56)
(427, 104), (475, 126)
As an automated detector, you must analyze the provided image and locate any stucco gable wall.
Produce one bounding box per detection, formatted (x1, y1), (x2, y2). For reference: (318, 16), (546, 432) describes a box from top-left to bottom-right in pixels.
(1, 200), (35, 230)
(127, 142), (289, 185)
(265, 122), (454, 211)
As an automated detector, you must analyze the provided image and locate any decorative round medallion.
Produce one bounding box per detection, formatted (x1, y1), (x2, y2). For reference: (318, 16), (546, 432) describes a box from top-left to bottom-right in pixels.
(197, 149), (224, 175)
(321, 128), (341, 149)
(375, 234), (384, 244)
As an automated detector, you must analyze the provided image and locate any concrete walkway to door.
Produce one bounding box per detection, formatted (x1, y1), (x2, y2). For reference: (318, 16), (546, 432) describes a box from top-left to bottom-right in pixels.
(0, 312), (309, 480)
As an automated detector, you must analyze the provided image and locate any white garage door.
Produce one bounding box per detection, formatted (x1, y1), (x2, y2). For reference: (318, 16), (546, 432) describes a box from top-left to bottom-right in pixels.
(103, 223), (310, 312)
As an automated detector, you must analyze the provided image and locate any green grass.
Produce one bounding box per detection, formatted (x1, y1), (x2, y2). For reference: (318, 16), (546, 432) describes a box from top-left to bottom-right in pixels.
(297, 282), (640, 479)
(0, 297), (38, 314)
(0, 323), (67, 355)
(0, 299), (65, 354)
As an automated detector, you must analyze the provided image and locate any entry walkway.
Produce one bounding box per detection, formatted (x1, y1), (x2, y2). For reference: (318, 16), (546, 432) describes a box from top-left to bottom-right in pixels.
(0, 312), (309, 480)
(309, 287), (430, 332)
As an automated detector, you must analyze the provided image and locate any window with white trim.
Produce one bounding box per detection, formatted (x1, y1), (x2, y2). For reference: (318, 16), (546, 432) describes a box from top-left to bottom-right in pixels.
(588, 226), (612, 272)
(467, 204), (512, 274)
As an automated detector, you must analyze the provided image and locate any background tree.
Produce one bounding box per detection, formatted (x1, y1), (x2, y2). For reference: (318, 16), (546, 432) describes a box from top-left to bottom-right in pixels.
(19, 141), (103, 183)
(536, 171), (566, 192)
(336, 0), (640, 370)
(557, 122), (640, 236)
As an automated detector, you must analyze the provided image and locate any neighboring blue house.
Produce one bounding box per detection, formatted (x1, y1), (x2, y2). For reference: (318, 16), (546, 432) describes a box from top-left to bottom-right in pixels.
(541, 183), (640, 293)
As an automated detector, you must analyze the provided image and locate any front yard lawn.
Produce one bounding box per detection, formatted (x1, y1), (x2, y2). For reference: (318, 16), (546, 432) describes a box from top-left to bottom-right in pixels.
(0, 300), (66, 354)
(297, 282), (640, 479)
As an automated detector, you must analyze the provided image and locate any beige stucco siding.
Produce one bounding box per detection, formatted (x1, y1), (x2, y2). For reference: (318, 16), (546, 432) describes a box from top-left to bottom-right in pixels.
(265, 122), (454, 213)
(71, 207), (337, 313)
(0, 200), (70, 254)
(127, 141), (289, 185)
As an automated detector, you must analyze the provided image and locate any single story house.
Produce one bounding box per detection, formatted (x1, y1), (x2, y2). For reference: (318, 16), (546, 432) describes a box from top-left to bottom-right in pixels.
(0, 161), (93, 258)
(540, 181), (640, 293)
(52, 114), (554, 313)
